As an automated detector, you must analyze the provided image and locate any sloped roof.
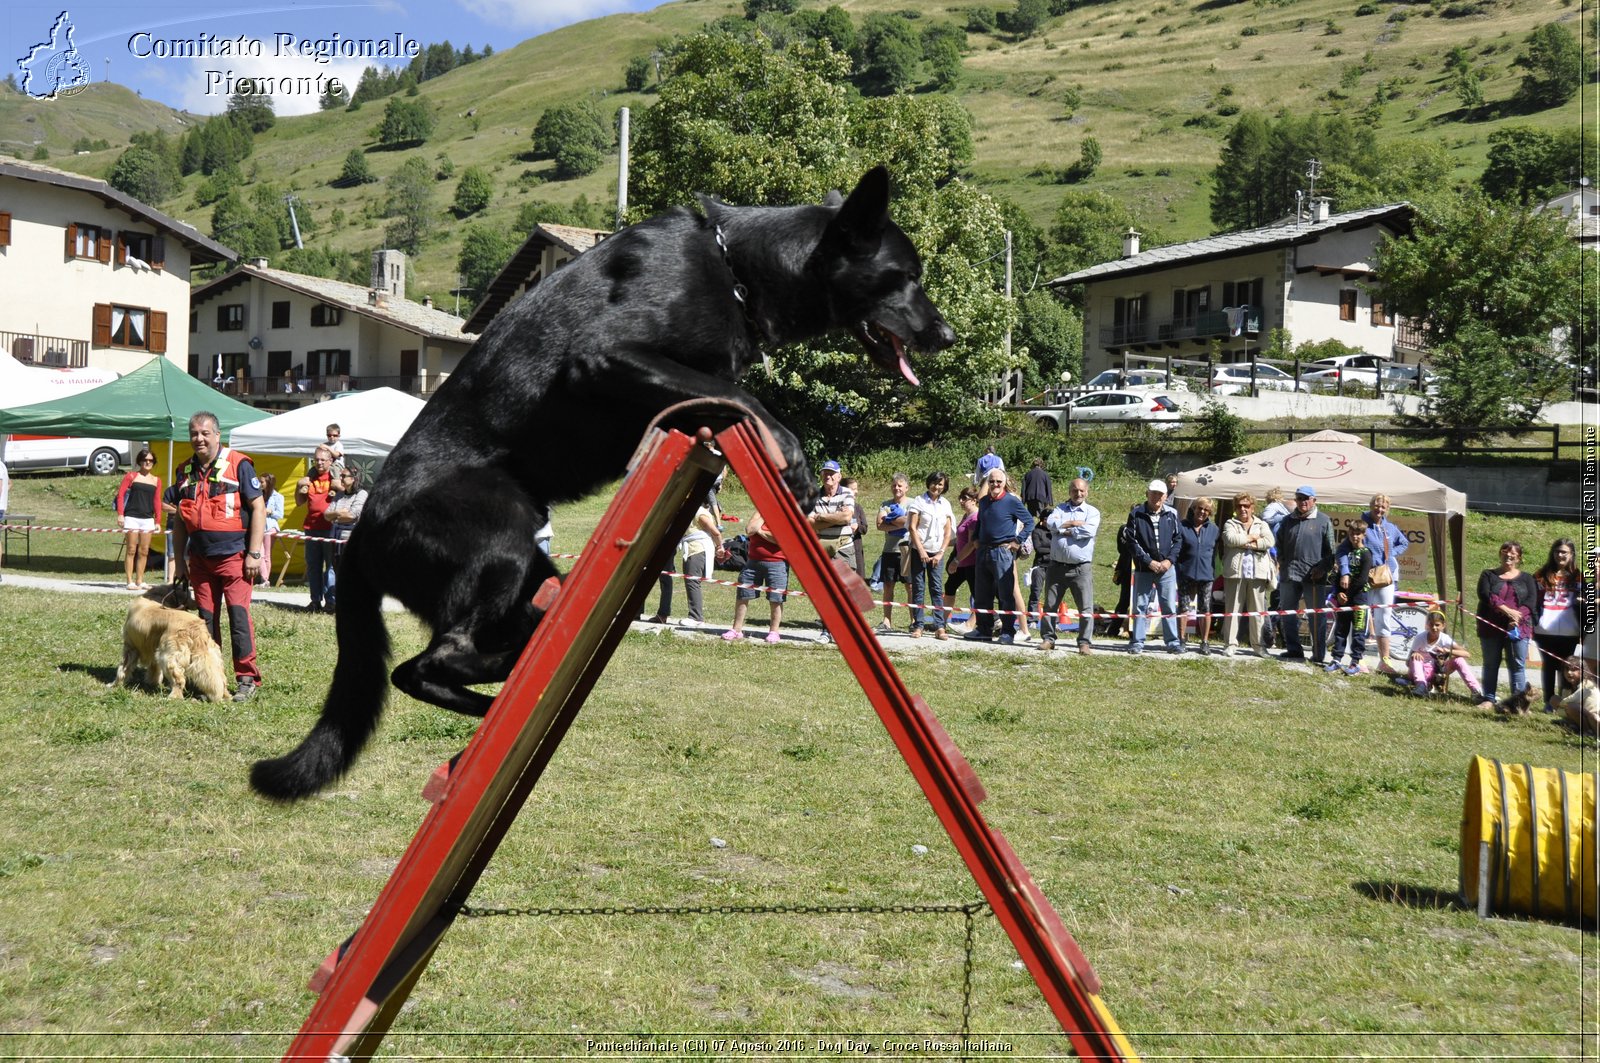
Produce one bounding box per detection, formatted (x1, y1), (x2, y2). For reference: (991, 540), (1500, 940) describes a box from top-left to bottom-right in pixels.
(0, 158), (236, 265)
(461, 222), (610, 333)
(1049, 203), (1413, 287)
(191, 264), (478, 345)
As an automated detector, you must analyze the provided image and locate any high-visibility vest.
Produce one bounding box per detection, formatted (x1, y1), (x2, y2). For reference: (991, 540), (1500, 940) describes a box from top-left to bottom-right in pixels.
(176, 447), (251, 535)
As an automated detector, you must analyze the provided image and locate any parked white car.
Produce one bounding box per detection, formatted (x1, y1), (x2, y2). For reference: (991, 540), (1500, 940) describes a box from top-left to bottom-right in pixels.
(3, 434), (133, 475)
(1209, 363), (1306, 395)
(1381, 364), (1438, 394)
(1030, 390), (1182, 431)
(1301, 353), (1392, 389)
(1066, 368), (1191, 398)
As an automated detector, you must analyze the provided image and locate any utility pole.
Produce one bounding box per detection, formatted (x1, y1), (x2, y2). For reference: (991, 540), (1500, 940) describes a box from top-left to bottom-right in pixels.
(1002, 229), (1013, 361)
(284, 194), (303, 249)
(615, 106), (630, 230)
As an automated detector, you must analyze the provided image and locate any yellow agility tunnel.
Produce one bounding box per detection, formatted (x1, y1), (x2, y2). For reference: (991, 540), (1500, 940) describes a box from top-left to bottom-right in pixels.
(1460, 755), (1597, 923)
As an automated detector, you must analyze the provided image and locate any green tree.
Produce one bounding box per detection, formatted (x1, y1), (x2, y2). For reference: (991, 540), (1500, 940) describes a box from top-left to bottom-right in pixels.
(856, 14), (922, 95)
(372, 96), (435, 147)
(227, 79), (276, 133)
(1481, 126), (1564, 202)
(1061, 135), (1100, 182)
(1210, 111), (1379, 231)
(744, 0), (799, 15)
(792, 5), (856, 54)
(923, 28), (963, 91)
(1015, 289), (1082, 390)
(452, 166), (493, 216)
(1047, 190), (1154, 281)
(631, 30), (1015, 448)
(1376, 189), (1580, 441)
(1515, 22), (1582, 109)
(625, 55), (653, 92)
(457, 223), (520, 306)
(108, 144), (180, 203)
(319, 80), (351, 111)
(531, 101), (612, 178)
(194, 163), (241, 207)
(336, 148), (377, 187)
(1454, 66), (1484, 110)
(384, 156), (435, 254)
(1007, 0), (1050, 38)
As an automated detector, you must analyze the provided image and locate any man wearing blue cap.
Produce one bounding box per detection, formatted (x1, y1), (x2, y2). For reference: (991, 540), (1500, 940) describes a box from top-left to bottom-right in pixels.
(809, 460), (855, 567)
(1274, 484), (1337, 663)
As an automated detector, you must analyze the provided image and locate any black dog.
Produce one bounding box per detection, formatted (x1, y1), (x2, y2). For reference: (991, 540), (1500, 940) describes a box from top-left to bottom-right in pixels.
(250, 167), (955, 800)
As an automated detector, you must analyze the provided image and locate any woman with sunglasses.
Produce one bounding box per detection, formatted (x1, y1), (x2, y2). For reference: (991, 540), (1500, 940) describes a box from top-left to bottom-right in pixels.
(114, 448), (162, 590)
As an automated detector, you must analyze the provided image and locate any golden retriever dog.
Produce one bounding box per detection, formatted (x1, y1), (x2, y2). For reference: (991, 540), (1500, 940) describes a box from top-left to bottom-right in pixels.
(112, 583), (229, 702)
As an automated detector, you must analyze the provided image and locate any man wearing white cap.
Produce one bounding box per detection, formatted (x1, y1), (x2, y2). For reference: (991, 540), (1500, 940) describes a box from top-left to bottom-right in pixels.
(1126, 479), (1183, 654)
(1274, 484), (1337, 663)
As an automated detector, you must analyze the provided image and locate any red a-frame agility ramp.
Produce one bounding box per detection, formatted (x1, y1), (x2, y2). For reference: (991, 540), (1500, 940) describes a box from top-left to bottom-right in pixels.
(280, 417), (1140, 1062)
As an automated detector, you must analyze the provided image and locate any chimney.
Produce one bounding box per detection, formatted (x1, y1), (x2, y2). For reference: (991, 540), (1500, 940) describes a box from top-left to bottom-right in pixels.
(422, 295), (433, 309)
(1310, 197), (1331, 223)
(370, 249), (407, 301)
(368, 289), (387, 307)
(1122, 228), (1141, 257)
(248, 256), (268, 269)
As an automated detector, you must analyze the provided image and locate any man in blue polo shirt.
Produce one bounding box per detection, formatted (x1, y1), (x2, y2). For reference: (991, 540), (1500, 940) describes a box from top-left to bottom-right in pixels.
(965, 469), (1034, 645)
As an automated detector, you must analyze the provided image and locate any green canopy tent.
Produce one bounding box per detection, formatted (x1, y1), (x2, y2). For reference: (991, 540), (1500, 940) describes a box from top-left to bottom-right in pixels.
(0, 357), (267, 441)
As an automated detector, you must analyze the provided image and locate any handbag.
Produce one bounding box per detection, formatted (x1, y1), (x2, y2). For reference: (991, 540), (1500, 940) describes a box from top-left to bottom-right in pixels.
(1369, 532), (1393, 588)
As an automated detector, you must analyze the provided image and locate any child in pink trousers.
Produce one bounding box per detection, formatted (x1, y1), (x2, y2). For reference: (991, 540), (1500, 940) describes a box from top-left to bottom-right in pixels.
(1408, 609), (1484, 699)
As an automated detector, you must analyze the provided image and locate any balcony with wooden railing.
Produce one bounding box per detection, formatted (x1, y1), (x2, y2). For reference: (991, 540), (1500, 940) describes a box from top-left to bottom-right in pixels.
(5, 331), (90, 368)
(1098, 308), (1261, 349)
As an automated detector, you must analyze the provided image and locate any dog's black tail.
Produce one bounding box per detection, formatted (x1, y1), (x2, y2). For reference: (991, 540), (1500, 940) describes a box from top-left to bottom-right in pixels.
(249, 537), (391, 801)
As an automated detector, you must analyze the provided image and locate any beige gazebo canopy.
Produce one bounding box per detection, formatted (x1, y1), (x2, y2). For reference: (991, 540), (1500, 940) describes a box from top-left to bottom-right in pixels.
(1173, 430), (1468, 607)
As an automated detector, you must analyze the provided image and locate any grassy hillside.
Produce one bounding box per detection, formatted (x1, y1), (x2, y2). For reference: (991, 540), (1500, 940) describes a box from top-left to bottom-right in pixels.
(4, 0), (1584, 307)
(0, 80), (192, 161)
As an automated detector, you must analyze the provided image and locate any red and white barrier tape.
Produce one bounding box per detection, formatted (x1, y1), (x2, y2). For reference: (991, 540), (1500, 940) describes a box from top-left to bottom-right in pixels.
(4, 523), (1581, 670)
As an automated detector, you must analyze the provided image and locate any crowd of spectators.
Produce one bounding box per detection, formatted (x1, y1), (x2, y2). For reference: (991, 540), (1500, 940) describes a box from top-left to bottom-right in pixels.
(629, 452), (1593, 726)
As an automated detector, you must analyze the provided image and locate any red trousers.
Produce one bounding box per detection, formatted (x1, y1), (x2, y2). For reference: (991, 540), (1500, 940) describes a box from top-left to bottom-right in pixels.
(187, 551), (261, 683)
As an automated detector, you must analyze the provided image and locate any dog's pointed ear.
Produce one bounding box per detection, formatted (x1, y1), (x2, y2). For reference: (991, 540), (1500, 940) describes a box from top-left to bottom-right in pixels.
(823, 166), (890, 254)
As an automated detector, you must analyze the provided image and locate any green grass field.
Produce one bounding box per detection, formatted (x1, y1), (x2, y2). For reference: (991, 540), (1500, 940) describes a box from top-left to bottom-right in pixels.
(0, 469), (1591, 1059)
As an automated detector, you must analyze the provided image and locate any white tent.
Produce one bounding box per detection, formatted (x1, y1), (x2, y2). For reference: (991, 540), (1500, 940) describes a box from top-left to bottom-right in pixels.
(1172, 429), (1468, 606)
(226, 387), (426, 459)
(0, 354), (118, 408)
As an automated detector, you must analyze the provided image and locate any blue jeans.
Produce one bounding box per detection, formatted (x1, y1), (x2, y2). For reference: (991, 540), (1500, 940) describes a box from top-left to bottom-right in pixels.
(1130, 565), (1180, 650)
(1277, 577), (1329, 660)
(1479, 630), (1529, 701)
(909, 552), (947, 630)
(305, 538), (335, 608)
(973, 544), (1019, 637)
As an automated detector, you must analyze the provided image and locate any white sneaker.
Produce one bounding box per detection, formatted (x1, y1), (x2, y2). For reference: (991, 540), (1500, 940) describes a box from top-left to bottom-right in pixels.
(678, 618), (701, 630)
(1222, 645), (1236, 657)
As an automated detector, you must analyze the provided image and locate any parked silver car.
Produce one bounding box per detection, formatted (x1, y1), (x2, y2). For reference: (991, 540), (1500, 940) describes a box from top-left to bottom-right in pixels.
(1209, 363), (1306, 395)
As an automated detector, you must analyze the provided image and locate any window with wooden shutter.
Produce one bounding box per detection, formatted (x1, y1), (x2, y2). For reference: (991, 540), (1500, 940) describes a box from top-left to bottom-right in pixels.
(65, 223), (78, 258)
(96, 231), (112, 264)
(0, 212), (11, 247)
(151, 236), (165, 270)
(1370, 299), (1393, 327)
(149, 311), (168, 354)
(92, 303), (113, 346)
(116, 231), (128, 265)
(1339, 289), (1357, 322)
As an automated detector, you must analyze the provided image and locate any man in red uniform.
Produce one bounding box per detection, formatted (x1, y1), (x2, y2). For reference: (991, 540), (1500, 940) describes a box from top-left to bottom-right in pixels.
(297, 445), (336, 612)
(170, 411), (266, 701)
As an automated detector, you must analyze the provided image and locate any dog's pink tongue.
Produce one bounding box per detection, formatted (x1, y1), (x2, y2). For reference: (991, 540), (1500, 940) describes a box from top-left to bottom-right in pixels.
(893, 335), (920, 387)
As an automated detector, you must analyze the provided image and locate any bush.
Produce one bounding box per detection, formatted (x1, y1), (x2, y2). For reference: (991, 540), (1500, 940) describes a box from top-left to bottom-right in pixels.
(1193, 400), (1247, 463)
